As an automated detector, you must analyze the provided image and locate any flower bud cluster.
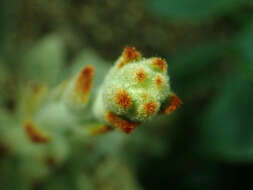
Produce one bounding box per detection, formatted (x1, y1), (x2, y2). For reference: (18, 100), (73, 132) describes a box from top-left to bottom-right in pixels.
(93, 47), (181, 133)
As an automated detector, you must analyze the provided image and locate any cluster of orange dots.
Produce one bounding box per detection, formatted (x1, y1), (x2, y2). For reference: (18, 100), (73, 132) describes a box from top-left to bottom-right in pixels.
(135, 69), (146, 82)
(118, 47), (141, 68)
(163, 95), (182, 114)
(106, 112), (139, 134)
(143, 102), (158, 115)
(155, 75), (164, 87)
(152, 58), (167, 72)
(114, 89), (132, 109)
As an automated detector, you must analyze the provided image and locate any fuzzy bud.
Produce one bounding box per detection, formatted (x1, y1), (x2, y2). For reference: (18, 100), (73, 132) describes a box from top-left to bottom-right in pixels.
(93, 47), (181, 133)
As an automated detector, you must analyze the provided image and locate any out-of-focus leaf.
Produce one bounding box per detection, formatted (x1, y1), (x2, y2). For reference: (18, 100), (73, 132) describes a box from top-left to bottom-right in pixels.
(0, 60), (8, 106)
(68, 49), (110, 115)
(168, 41), (233, 98)
(169, 41), (231, 77)
(21, 35), (65, 85)
(199, 76), (253, 162)
(146, 0), (240, 21)
(95, 158), (142, 190)
(69, 49), (110, 90)
(237, 21), (253, 80)
(0, 59), (7, 87)
(0, 0), (17, 52)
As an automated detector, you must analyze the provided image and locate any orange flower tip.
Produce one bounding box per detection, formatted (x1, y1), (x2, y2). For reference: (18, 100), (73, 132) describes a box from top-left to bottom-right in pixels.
(24, 121), (49, 143)
(123, 46), (141, 61)
(152, 58), (167, 72)
(135, 69), (146, 82)
(106, 112), (140, 134)
(114, 89), (131, 109)
(121, 125), (136, 134)
(143, 101), (158, 116)
(89, 125), (114, 135)
(162, 94), (182, 114)
(118, 46), (141, 68)
(75, 65), (95, 95)
(155, 75), (164, 87)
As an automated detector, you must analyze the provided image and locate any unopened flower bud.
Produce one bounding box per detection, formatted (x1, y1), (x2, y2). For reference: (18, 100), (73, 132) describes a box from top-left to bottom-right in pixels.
(93, 47), (181, 133)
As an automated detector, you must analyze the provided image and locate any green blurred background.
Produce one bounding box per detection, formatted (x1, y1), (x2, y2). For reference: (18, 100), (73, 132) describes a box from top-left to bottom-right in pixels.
(1, 0), (253, 189)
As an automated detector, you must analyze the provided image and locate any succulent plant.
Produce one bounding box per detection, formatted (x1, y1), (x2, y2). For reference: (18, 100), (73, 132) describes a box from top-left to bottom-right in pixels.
(0, 41), (181, 190)
(22, 47), (181, 142)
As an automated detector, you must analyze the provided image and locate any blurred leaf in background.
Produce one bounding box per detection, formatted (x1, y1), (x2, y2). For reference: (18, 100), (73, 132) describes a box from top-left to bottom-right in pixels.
(200, 76), (253, 162)
(20, 35), (66, 85)
(237, 21), (253, 80)
(0, 0), (13, 50)
(167, 40), (235, 105)
(146, 0), (241, 21)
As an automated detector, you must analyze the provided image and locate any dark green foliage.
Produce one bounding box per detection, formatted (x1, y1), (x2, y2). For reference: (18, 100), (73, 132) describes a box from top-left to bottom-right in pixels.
(200, 77), (253, 161)
(147, 0), (242, 21)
